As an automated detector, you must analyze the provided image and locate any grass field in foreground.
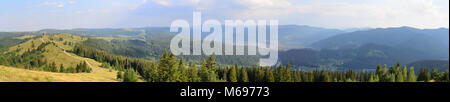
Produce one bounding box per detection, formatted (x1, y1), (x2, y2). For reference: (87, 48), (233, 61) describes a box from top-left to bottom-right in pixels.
(0, 65), (119, 82)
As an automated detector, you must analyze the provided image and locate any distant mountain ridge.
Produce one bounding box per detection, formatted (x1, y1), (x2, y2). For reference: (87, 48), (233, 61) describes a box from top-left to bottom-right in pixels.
(278, 25), (345, 49)
(312, 26), (449, 59)
(2, 25), (346, 50)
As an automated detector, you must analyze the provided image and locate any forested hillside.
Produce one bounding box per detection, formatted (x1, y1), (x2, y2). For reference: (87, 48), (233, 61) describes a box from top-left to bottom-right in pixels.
(280, 44), (430, 70)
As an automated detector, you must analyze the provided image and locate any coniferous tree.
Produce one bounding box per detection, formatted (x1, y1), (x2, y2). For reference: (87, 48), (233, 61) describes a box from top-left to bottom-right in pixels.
(276, 64), (283, 82)
(167, 53), (179, 82)
(123, 68), (138, 82)
(402, 66), (408, 82)
(207, 55), (216, 71)
(76, 63), (81, 73)
(228, 66), (238, 82)
(205, 55), (218, 82)
(387, 74), (396, 82)
(265, 69), (275, 82)
(145, 62), (159, 82)
(396, 72), (404, 82)
(59, 64), (64, 73)
(188, 61), (199, 82)
(117, 71), (123, 79)
(177, 58), (188, 82)
(379, 64), (388, 82)
(444, 70), (449, 82)
(407, 67), (416, 82)
(418, 68), (431, 82)
(199, 59), (211, 82)
(284, 64), (293, 82)
(239, 68), (249, 82)
(323, 72), (332, 82)
(382, 64), (387, 75)
(222, 67), (229, 81)
(369, 73), (375, 82)
(431, 69), (441, 81)
(50, 62), (57, 72)
(159, 50), (170, 82)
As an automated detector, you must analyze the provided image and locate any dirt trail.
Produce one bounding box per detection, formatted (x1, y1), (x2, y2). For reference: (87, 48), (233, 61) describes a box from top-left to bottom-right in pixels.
(62, 49), (95, 71)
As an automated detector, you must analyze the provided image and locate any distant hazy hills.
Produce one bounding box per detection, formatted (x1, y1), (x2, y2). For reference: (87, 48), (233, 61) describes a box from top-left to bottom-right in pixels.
(312, 27), (449, 59)
(33, 25), (347, 49)
(278, 25), (345, 49)
(280, 26), (449, 69)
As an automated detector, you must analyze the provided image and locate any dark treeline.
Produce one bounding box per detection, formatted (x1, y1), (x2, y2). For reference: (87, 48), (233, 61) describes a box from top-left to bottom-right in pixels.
(72, 45), (449, 82)
(0, 42), (91, 73)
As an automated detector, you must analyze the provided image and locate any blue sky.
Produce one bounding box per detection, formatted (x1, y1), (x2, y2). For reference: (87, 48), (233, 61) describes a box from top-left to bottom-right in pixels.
(0, 0), (448, 31)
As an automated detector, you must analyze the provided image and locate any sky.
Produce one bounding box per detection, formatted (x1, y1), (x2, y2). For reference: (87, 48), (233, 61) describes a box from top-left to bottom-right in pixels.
(0, 0), (448, 31)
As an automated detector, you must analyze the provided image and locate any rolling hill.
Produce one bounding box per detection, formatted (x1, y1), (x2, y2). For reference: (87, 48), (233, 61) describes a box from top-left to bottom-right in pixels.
(0, 34), (119, 82)
(6, 34), (89, 68)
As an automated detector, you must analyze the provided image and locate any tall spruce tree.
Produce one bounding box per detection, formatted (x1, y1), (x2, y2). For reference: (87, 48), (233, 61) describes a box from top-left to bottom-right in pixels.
(407, 67), (416, 82)
(167, 53), (179, 82)
(228, 66), (238, 82)
(402, 66), (408, 82)
(59, 64), (64, 73)
(177, 58), (188, 82)
(199, 59), (210, 82)
(239, 68), (249, 82)
(188, 61), (199, 82)
(123, 68), (138, 82)
(265, 69), (275, 82)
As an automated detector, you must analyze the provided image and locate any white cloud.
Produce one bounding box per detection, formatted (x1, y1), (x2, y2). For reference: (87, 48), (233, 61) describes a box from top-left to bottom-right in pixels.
(154, 0), (171, 6)
(235, 0), (292, 9)
(149, 0), (206, 6)
(75, 9), (112, 14)
(189, 0), (201, 5)
(127, 0), (448, 28)
(289, 0), (449, 28)
(226, 0), (449, 28)
(41, 1), (77, 8)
